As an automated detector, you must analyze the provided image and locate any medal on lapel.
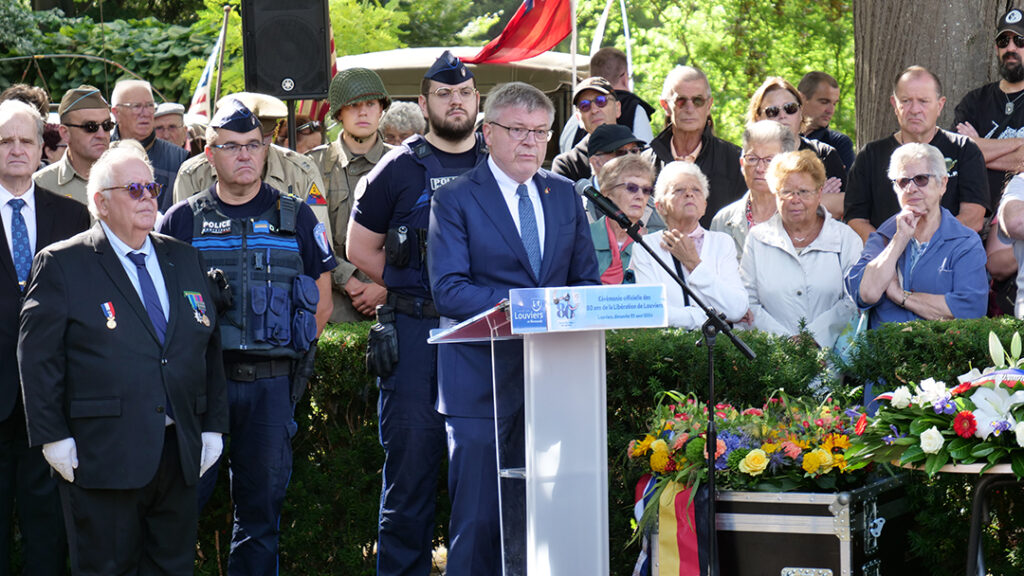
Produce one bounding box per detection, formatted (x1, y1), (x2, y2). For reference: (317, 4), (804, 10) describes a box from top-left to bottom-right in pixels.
(184, 291), (211, 326)
(101, 301), (117, 329)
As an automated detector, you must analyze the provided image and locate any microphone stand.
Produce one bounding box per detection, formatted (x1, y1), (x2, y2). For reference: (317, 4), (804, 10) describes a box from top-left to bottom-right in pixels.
(621, 219), (756, 576)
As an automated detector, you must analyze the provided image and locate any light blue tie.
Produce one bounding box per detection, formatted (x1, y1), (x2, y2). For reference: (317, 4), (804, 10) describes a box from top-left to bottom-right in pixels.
(516, 184), (541, 277)
(8, 198), (31, 290)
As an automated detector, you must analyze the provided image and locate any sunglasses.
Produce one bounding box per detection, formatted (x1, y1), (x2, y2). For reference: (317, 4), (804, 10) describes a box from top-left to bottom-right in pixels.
(64, 120), (116, 133)
(296, 120), (322, 134)
(673, 95), (708, 109)
(613, 182), (654, 196)
(577, 94), (610, 113)
(891, 174), (934, 190)
(102, 182), (162, 200)
(599, 146), (645, 158)
(762, 102), (801, 119)
(997, 33), (1024, 48)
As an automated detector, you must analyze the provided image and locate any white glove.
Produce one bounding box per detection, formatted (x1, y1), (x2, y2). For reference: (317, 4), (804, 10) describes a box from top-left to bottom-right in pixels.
(199, 432), (223, 478)
(42, 437), (78, 483)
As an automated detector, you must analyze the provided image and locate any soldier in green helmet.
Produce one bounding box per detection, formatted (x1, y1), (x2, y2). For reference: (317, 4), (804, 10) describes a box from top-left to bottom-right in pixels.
(308, 68), (394, 322)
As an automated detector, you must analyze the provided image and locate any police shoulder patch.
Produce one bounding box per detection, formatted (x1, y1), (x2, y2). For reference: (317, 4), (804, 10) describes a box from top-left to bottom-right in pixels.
(313, 222), (331, 257)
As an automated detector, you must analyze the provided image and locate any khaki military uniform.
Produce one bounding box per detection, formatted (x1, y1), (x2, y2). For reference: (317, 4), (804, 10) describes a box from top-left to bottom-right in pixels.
(172, 143), (326, 208)
(33, 153), (90, 206)
(307, 134), (393, 323)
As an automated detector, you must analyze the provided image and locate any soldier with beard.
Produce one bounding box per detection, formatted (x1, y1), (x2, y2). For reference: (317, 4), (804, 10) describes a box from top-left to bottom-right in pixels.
(955, 8), (1024, 207)
(346, 50), (488, 576)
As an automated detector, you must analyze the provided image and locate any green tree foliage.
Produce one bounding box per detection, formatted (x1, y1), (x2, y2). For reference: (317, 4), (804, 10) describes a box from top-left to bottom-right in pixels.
(71, 0), (205, 26)
(0, 4), (210, 105)
(570, 0), (854, 145)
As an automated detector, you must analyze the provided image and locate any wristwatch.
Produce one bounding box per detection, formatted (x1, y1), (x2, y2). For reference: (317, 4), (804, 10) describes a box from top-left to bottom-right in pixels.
(901, 290), (912, 307)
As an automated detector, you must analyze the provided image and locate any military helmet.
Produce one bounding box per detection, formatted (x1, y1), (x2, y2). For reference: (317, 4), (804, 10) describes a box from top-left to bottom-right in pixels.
(329, 67), (391, 120)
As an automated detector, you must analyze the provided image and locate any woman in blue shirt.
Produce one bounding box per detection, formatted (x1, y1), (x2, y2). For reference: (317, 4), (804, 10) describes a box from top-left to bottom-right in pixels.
(844, 142), (987, 327)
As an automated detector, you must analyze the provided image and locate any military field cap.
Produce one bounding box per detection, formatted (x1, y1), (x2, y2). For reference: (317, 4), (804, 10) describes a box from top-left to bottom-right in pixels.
(425, 50), (474, 85)
(999, 8), (1024, 37)
(216, 92), (287, 120)
(329, 68), (391, 120)
(209, 98), (262, 133)
(588, 124), (643, 157)
(58, 85), (109, 119)
(573, 77), (615, 106)
(154, 102), (185, 118)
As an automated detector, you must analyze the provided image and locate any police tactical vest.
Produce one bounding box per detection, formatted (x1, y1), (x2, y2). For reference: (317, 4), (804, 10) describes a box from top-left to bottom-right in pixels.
(188, 189), (305, 357)
(382, 133), (488, 294)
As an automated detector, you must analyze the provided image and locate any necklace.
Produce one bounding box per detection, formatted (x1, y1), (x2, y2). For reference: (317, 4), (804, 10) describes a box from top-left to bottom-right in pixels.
(1006, 89), (1024, 115)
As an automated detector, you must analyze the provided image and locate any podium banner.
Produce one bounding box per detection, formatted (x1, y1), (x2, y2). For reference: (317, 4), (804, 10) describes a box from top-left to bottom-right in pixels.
(509, 284), (667, 334)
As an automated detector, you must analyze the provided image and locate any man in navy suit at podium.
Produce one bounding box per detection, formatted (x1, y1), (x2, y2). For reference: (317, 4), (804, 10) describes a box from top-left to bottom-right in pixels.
(428, 81), (600, 575)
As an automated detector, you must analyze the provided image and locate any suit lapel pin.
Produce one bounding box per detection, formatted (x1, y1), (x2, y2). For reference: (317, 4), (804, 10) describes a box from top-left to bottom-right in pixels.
(544, 187), (550, 195)
(101, 301), (116, 329)
(184, 291), (211, 326)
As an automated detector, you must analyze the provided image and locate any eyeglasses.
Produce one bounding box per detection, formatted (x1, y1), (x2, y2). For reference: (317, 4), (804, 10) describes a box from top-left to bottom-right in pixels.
(63, 120), (116, 133)
(613, 182), (654, 196)
(598, 146), (645, 158)
(102, 182), (162, 200)
(997, 33), (1024, 48)
(296, 120), (322, 134)
(742, 154), (775, 167)
(577, 94), (610, 113)
(431, 87), (477, 100)
(891, 173), (935, 189)
(762, 102), (801, 119)
(115, 102), (156, 114)
(776, 188), (817, 200)
(488, 121), (553, 142)
(210, 141), (266, 154)
(673, 95), (708, 109)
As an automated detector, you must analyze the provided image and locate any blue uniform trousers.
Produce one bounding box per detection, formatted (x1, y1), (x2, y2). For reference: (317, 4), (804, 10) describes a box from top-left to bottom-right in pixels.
(444, 411), (525, 576)
(199, 373), (294, 576)
(377, 312), (446, 576)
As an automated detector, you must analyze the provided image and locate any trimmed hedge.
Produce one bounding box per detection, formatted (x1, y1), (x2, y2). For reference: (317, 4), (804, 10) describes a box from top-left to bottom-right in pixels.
(193, 317), (1024, 575)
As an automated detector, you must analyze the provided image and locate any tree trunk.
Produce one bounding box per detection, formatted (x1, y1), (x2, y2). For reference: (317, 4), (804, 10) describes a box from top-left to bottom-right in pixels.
(854, 0), (1008, 147)
(32, 0), (75, 14)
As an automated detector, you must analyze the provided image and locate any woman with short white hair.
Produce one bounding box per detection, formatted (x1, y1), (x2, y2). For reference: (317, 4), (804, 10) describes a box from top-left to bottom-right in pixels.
(630, 161), (747, 328)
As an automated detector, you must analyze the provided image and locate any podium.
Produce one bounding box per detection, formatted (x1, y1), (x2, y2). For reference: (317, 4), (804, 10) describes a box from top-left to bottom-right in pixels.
(430, 284), (666, 575)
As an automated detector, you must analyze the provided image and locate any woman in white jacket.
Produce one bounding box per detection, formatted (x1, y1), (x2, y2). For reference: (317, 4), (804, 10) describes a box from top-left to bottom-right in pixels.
(740, 150), (863, 348)
(630, 161), (748, 329)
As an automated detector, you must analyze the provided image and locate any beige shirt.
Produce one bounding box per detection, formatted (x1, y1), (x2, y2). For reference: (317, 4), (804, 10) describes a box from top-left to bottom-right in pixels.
(172, 144), (325, 208)
(307, 134), (393, 323)
(33, 153), (89, 206)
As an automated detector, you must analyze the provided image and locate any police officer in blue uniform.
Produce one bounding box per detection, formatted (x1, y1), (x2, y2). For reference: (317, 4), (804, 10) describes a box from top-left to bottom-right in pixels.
(347, 51), (488, 576)
(159, 99), (335, 576)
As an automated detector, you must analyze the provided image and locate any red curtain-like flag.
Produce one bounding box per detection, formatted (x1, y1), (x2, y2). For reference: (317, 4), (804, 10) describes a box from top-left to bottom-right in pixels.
(462, 0), (572, 64)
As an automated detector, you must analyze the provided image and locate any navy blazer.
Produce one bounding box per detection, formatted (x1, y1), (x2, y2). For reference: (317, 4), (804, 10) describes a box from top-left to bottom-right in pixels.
(18, 225), (228, 489)
(0, 186), (89, 422)
(429, 162), (600, 418)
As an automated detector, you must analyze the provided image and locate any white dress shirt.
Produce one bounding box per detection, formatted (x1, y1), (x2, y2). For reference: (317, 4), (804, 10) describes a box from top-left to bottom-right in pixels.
(0, 182), (37, 259)
(489, 156), (546, 257)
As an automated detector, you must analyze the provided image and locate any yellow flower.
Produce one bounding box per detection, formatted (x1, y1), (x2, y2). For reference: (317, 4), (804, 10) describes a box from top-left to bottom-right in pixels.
(802, 450), (821, 474)
(738, 449), (769, 476)
(803, 448), (833, 475)
(650, 439), (670, 472)
(833, 453), (848, 472)
(662, 420), (675, 432)
(634, 434), (655, 457)
(821, 433), (850, 453)
(762, 442), (780, 454)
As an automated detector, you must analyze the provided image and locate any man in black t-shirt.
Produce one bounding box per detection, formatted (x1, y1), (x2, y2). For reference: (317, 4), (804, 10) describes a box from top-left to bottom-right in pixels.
(798, 71), (855, 171)
(955, 8), (1024, 208)
(845, 66), (988, 243)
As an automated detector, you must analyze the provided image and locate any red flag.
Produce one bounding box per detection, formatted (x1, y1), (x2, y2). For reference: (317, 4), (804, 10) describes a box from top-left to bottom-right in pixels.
(462, 0), (572, 65)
